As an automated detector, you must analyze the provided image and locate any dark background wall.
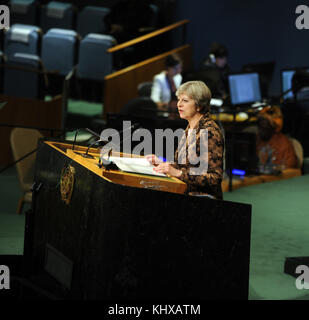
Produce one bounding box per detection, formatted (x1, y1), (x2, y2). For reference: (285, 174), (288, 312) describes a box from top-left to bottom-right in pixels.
(174, 0), (309, 96)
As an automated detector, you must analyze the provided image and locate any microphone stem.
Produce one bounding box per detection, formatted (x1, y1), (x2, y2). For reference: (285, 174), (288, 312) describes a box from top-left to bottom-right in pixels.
(72, 129), (79, 151)
(83, 142), (97, 159)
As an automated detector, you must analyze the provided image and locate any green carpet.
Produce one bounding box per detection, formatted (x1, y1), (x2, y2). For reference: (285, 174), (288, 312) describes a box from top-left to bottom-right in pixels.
(67, 99), (102, 117)
(65, 129), (93, 142)
(224, 175), (309, 300)
(0, 167), (26, 255)
(45, 96), (103, 117)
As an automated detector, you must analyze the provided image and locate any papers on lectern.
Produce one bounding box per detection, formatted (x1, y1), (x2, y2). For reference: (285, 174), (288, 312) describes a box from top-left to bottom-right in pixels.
(103, 156), (167, 177)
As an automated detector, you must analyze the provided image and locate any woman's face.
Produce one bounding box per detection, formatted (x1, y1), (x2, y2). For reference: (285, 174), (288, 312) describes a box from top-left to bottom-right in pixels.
(177, 92), (199, 121)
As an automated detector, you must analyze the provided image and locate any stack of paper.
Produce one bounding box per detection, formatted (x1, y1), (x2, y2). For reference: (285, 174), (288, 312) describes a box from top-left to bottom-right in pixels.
(104, 156), (166, 177)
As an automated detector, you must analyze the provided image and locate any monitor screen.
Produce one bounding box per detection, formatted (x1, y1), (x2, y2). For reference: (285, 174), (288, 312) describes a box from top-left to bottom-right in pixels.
(242, 61), (275, 98)
(228, 72), (262, 105)
(281, 70), (296, 100)
(281, 67), (309, 100)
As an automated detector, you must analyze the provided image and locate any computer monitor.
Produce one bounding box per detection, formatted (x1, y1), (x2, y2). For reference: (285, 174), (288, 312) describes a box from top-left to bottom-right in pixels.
(228, 72), (262, 106)
(242, 61), (275, 98)
(281, 67), (309, 100)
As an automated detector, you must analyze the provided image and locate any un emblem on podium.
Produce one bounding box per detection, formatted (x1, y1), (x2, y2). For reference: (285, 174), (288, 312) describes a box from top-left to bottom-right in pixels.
(60, 165), (75, 205)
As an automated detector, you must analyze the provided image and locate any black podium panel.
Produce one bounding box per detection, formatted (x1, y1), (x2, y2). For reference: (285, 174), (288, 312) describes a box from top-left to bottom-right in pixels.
(24, 140), (252, 300)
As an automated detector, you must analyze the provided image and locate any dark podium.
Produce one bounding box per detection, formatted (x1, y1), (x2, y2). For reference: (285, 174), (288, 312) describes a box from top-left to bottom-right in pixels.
(24, 139), (252, 300)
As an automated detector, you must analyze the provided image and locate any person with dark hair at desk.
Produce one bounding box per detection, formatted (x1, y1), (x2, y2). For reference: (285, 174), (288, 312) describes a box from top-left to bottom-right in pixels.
(150, 54), (183, 111)
(146, 81), (224, 200)
(200, 42), (230, 99)
(256, 105), (298, 174)
(292, 69), (309, 101)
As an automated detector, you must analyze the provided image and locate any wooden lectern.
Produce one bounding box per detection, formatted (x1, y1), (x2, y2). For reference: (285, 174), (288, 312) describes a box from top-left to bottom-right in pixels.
(24, 139), (252, 300)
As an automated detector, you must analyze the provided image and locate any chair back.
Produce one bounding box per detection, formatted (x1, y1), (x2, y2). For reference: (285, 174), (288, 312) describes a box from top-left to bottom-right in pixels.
(289, 137), (304, 168)
(3, 52), (44, 99)
(137, 81), (153, 97)
(76, 5), (110, 37)
(4, 24), (41, 60)
(10, 128), (43, 192)
(76, 33), (115, 81)
(121, 96), (157, 116)
(40, 1), (74, 32)
(42, 28), (79, 76)
(10, 0), (38, 25)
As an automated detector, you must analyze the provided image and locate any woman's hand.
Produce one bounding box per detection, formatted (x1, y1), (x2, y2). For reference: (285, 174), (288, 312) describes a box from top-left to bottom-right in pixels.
(153, 162), (182, 178)
(145, 154), (163, 166)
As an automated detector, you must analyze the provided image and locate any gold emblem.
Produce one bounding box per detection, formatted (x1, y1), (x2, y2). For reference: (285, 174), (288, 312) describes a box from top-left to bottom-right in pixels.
(60, 165), (75, 205)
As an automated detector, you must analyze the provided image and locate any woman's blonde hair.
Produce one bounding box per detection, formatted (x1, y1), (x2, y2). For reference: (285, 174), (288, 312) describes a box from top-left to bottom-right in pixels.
(176, 81), (212, 113)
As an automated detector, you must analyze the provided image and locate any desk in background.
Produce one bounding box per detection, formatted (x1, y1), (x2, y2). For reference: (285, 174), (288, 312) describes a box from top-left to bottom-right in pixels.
(222, 168), (302, 193)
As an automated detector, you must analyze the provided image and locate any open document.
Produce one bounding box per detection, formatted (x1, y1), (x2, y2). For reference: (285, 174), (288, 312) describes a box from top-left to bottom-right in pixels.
(102, 156), (167, 177)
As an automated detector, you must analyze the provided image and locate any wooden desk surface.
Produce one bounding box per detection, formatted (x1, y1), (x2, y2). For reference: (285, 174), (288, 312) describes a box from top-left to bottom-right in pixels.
(45, 140), (187, 195)
(222, 168), (302, 192)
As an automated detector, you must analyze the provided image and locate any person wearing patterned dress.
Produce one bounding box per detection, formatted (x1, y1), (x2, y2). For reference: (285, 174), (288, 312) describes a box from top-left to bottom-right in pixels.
(146, 81), (224, 200)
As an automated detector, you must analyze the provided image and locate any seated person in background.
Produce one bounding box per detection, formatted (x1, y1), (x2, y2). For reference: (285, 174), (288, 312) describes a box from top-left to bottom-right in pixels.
(200, 42), (230, 99)
(147, 81), (224, 200)
(256, 105), (298, 174)
(150, 54), (182, 111)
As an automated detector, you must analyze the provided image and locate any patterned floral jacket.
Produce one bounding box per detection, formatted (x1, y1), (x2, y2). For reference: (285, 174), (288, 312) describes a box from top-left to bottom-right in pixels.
(172, 112), (224, 199)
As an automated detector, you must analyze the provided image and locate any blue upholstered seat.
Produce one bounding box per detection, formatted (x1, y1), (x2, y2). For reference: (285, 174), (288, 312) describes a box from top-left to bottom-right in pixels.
(41, 28), (79, 76)
(76, 6), (110, 38)
(4, 24), (41, 60)
(40, 1), (74, 32)
(3, 52), (44, 99)
(76, 33), (115, 81)
(9, 0), (38, 26)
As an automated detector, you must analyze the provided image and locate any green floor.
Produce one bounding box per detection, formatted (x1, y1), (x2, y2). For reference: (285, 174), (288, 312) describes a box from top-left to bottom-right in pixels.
(1, 164), (309, 300)
(224, 175), (309, 300)
(0, 167), (26, 255)
(66, 99), (103, 117)
(45, 96), (103, 118)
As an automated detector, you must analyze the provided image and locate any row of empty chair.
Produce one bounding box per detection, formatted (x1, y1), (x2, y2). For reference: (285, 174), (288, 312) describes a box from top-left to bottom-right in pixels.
(10, 1), (110, 36)
(9, 0), (159, 37)
(0, 24), (116, 99)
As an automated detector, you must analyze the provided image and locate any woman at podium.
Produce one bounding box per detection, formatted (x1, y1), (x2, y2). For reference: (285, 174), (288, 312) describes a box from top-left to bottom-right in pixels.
(146, 81), (224, 199)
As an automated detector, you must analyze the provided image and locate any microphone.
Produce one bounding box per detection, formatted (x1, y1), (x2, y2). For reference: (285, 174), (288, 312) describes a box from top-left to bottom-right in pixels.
(83, 139), (105, 159)
(98, 148), (117, 170)
(72, 129), (81, 152)
(97, 122), (140, 168)
(72, 127), (102, 155)
(84, 127), (101, 139)
(82, 122), (140, 160)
